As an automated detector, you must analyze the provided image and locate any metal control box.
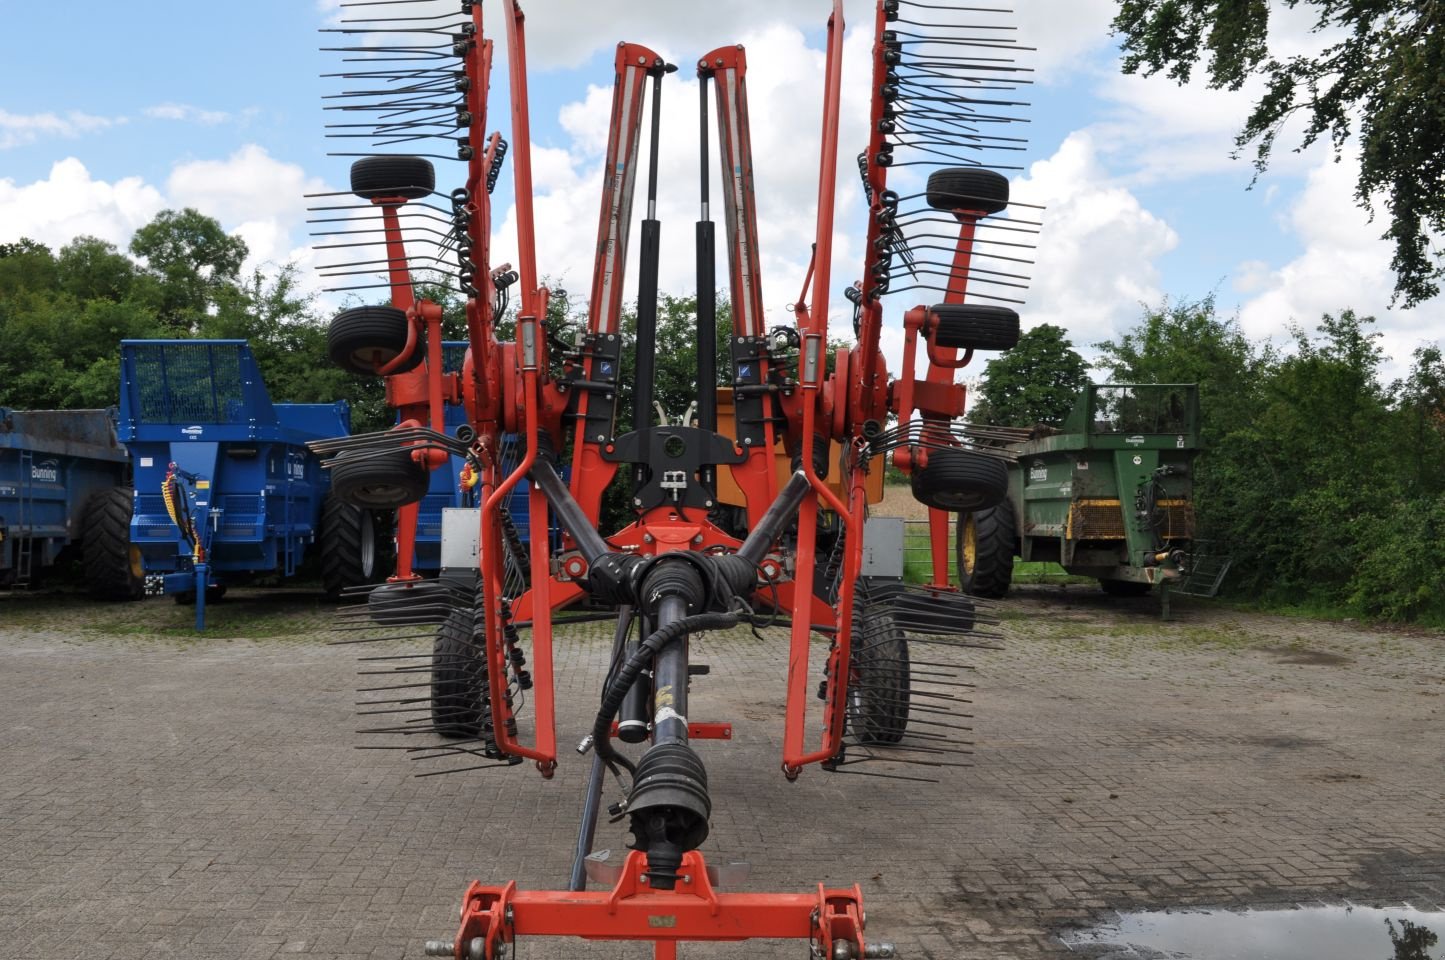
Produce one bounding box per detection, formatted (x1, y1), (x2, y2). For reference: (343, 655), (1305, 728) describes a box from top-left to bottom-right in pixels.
(439, 507), (480, 573)
(861, 516), (905, 579)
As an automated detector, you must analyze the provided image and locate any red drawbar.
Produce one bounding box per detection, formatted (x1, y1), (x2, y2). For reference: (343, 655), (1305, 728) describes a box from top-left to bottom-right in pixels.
(451, 851), (867, 958)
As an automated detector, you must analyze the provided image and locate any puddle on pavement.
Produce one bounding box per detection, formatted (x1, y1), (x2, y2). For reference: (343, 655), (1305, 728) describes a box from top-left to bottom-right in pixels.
(1061, 904), (1443, 959)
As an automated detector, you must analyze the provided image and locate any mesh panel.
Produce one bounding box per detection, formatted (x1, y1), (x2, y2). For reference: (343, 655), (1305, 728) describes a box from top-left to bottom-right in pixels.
(442, 342), (469, 373)
(1158, 499), (1196, 539)
(1091, 386), (1191, 435)
(130, 343), (247, 425)
(1069, 499), (1126, 539)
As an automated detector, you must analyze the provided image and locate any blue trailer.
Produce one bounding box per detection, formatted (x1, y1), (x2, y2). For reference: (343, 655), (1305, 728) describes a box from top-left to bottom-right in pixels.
(0, 408), (134, 592)
(117, 339), (380, 628)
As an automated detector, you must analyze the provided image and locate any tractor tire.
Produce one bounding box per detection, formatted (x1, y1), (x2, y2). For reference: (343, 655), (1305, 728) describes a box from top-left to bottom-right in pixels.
(958, 501), (1016, 599)
(910, 448), (1007, 513)
(431, 607), (482, 738)
(350, 155), (435, 201)
(319, 496), (384, 598)
(329, 447), (430, 510)
(848, 596), (910, 745)
(327, 305), (422, 376)
(925, 167), (1010, 215)
(83, 486), (143, 601)
(930, 303), (1021, 352)
(1101, 578), (1152, 597)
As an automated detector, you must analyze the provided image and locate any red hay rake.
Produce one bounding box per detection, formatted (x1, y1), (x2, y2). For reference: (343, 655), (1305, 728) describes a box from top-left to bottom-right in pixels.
(306, 1), (1039, 956)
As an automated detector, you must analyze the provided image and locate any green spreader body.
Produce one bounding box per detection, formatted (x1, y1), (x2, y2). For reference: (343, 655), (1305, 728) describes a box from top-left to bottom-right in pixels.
(1000, 384), (1225, 595)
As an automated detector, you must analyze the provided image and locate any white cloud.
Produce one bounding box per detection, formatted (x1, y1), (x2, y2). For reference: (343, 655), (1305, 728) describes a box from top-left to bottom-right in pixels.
(0, 109), (123, 150)
(0, 148), (345, 303)
(0, 158), (164, 249)
(1080, 2), (1350, 186)
(161, 146), (351, 283)
(144, 103), (231, 126)
(1011, 131), (1178, 347)
(1235, 151), (1444, 381)
(490, 19), (873, 339)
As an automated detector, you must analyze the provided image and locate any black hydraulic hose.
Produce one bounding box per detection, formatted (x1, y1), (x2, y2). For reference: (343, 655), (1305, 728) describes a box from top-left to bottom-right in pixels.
(591, 611), (738, 777)
(569, 605), (635, 892)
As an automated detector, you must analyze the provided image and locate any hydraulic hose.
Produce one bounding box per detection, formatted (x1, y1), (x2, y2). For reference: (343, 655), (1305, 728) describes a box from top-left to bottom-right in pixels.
(591, 611), (739, 777)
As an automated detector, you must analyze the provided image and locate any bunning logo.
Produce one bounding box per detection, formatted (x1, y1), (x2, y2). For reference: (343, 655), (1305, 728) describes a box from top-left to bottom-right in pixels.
(30, 460), (59, 482)
(182, 425), (204, 438)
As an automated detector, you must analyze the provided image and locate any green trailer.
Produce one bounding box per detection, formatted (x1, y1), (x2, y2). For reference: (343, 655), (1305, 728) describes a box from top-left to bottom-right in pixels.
(957, 383), (1230, 611)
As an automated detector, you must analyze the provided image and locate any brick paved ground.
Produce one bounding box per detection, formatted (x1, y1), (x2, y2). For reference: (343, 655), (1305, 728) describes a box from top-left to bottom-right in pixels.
(1, 585), (1441, 960)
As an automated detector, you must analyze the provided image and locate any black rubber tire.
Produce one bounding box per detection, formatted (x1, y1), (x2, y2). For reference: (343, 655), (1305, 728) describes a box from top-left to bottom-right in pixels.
(328, 305), (422, 376)
(1101, 579), (1152, 597)
(848, 596), (910, 745)
(319, 496), (384, 598)
(350, 155), (435, 201)
(958, 501), (1016, 599)
(367, 578), (462, 626)
(83, 486), (143, 601)
(910, 449), (1008, 513)
(925, 167), (1010, 215)
(431, 607), (482, 738)
(930, 303), (1021, 351)
(329, 447), (430, 510)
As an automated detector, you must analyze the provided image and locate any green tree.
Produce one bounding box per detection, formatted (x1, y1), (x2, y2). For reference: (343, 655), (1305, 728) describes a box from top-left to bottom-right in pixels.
(1394, 345), (1445, 498)
(968, 323), (1088, 427)
(129, 208), (249, 328)
(56, 236), (136, 303)
(1093, 295), (1264, 448)
(0, 238), (58, 300)
(1111, 0), (1445, 306)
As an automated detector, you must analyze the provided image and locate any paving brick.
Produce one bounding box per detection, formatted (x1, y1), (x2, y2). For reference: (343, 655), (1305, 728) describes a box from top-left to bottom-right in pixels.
(0, 586), (1441, 958)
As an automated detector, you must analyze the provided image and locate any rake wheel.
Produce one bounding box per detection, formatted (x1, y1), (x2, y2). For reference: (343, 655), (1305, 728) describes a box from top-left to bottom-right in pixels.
(925, 167), (1010, 216)
(431, 606), (483, 738)
(350, 155), (436, 201)
(930, 304), (1021, 352)
(848, 593), (911, 745)
(328, 305), (422, 376)
(330, 447), (430, 510)
(910, 448), (1007, 513)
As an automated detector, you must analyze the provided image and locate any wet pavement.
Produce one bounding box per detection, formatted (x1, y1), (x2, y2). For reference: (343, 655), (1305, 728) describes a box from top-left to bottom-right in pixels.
(1062, 903), (1443, 959)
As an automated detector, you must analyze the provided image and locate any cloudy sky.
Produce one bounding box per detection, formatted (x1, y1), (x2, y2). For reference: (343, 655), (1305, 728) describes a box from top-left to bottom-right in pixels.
(1, 0), (1438, 384)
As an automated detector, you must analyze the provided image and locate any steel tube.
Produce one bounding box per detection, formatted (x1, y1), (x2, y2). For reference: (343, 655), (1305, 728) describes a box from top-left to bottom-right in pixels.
(651, 595), (691, 745)
(736, 470), (810, 565)
(527, 459), (609, 563)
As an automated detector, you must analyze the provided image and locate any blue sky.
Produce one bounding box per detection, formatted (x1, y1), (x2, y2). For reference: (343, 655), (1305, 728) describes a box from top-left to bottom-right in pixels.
(1, 1), (1437, 382)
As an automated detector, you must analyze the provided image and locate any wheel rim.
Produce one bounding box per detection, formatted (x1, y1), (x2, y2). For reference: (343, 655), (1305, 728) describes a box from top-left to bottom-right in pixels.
(358, 510), (376, 580)
(358, 482), (410, 506)
(349, 346), (397, 370)
(962, 515), (978, 575)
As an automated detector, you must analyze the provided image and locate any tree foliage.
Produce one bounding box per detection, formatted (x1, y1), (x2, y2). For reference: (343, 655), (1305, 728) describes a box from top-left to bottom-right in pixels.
(0, 211), (384, 431)
(1112, 0), (1445, 306)
(129, 207), (250, 328)
(968, 323), (1089, 427)
(1098, 298), (1445, 622)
